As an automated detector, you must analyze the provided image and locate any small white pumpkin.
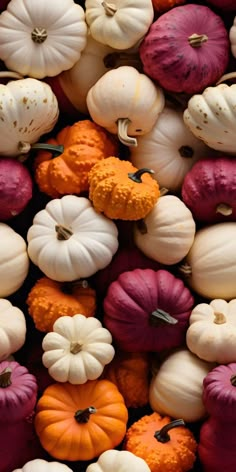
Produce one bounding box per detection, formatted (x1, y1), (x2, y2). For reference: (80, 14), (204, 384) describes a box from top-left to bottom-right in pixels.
(0, 223), (29, 297)
(85, 0), (154, 50)
(27, 195), (119, 282)
(86, 449), (151, 472)
(0, 299), (26, 361)
(186, 299), (236, 364)
(134, 195), (196, 265)
(42, 314), (115, 384)
(12, 458), (73, 472)
(229, 17), (236, 58)
(86, 65), (165, 146)
(0, 0), (87, 79)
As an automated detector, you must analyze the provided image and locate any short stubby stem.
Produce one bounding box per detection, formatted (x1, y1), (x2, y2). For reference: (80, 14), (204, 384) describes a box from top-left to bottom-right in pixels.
(102, 1), (117, 16)
(31, 27), (48, 44)
(74, 406), (97, 423)
(188, 33), (208, 48)
(150, 308), (178, 326)
(216, 203), (233, 216)
(0, 367), (12, 388)
(70, 342), (82, 354)
(214, 311), (226, 325)
(55, 225), (73, 240)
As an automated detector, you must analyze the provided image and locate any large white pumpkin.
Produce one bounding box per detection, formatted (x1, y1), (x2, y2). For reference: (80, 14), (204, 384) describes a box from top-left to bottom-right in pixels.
(0, 298), (26, 361)
(86, 449), (151, 472)
(13, 458), (73, 472)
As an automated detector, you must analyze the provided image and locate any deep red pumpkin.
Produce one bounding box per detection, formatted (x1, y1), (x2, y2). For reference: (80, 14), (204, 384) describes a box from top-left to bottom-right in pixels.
(103, 268), (194, 352)
(202, 363), (236, 421)
(206, 0), (236, 10)
(139, 4), (230, 94)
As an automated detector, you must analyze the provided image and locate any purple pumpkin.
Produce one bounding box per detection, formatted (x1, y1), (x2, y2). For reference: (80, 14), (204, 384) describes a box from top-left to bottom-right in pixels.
(103, 268), (194, 352)
(181, 157), (236, 223)
(0, 360), (38, 423)
(203, 363), (236, 421)
(139, 4), (230, 94)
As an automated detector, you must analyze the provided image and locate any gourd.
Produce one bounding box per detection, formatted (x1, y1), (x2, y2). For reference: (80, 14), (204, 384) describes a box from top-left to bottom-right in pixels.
(88, 157), (160, 220)
(26, 277), (96, 332)
(186, 299), (236, 364)
(0, 298), (26, 361)
(149, 348), (214, 422)
(0, 222), (29, 297)
(103, 268), (194, 352)
(85, 0), (154, 50)
(86, 450), (151, 472)
(139, 4), (230, 94)
(34, 379), (128, 461)
(202, 363), (236, 421)
(13, 459), (73, 472)
(27, 195), (119, 282)
(123, 411), (197, 472)
(133, 195), (196, 265)
(229, 17), (236, 59)
(42, 314), (115, 384)
(0, 0), (87, 78)
(86, 66), (165, 146)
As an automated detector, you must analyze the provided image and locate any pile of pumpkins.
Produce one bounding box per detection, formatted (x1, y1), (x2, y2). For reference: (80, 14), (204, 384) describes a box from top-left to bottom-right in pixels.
(1, 0), (236, 471)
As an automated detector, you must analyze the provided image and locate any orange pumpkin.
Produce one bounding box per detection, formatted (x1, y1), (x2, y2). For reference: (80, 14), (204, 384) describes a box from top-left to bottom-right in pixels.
(152, 0), (186, 12)
(124, 412), (197, 472)
(34, 120), (119, 198)
(26, 277), (96, 332)
(34, 379), (128, 461)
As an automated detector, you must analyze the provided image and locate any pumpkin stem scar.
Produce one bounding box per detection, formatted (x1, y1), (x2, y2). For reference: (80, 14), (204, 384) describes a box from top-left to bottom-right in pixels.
(216, 203), (233, 216)
(70, 341), (82, 354)
(74, 406), (97, 423)
(154, 419), (185, 443)
(31, 27), (48, 44)
(55, 225), (73, 240)
(230, 374), (236, 386)
(188, 33), (208, 48)
(178, 145), (194, 158)
(0, 367), (12, 388)
(18, 141), (64, 157)
(102, 1), (117, 16)
(150, 308), (178, 326)
(117, 118), (137, 147)
(128, 168), (155, 183)
(214, 311), (226, 324)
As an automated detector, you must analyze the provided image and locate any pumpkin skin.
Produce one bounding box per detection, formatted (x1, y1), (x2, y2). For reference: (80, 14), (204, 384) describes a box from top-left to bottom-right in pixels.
(202, 363), (236, 421)
(86, 450), (151, 472)
(151, 0), (186, 12)
(206, 0), (236, 10)
(26, 277), (96, 332)
(103, 268), (194, 352)
(34, 379), (128, 461)
(139, 4), (229, 94)
(0, 298), (26, 361)
(13, 459), (73, 472)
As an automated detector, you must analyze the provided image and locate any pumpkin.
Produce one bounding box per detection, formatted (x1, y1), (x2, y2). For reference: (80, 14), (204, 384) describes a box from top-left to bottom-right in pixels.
(85, 0), (154, 50)
(183, 83), (236, 154)
(206, 0), (236, 10)
(186, 299), (236, 364)
(26, 277), (96, 333)
(229, 17), (236, 59)
(42, 314), (115, 384)
(129, 106), (216, 193)
(202, 363), (236, 421)
(103, 268), (194, 352)
(123, 412), (197, 472)
(34, 379), (128, 461)
(0, 222), (29, 297)
(27, 195), (119, 282)
(13, 459), (73, 472)
(179, 222), (236, 300)
(139, 4), (229, 94)
(0, 298), (26, 361)
(0, 78), (58, 157)
(149, 348), (215, 422)
(151, 0), (186, 12)
(0, 360), (38, 423)
(0, 0), (87, 79)
(133, 195), (196, 265)
(88, 156), (160, 220)
(86, 66), (165, 146)
(86, 449), (151, 472)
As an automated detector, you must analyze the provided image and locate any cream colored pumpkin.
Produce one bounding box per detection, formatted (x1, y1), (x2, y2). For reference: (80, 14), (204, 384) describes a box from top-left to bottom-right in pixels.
(85, 0), (154, 50)
(186, 299), (236, 364)
(183, 83), (236, 154)
(130, 106), (215, 192)
(0, 0), (87, 79)
(13, 458), (73, 472)
(86, 65), (165, 146)
(149, 348), (214, 423)
(42, 314), (115, 384)
(27, 195), (119, 282)
(134, 195), (196, 265)
(179, 222), (236, 300)
(229, 17), (236, 59)
(86, 449), (151, 472)
(0, 299), (26, 361)
(0, 223), (29, 297)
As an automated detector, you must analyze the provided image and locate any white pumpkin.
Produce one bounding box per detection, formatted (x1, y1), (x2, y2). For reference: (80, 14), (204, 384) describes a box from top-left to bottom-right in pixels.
(86, 449), (151, 472)
(0, 299), (26, 361)
(179, 222), (236, 300)
(86, 65), (165, 146)
(130, 106), (215, 192)
(27, 195), (119, 282)
(12, 458), (73, 472)
(85, 0), (154, 50)
(186, 299), (236, 364)
(229, 17), (236, 58)
(134, 195), (196, 265)
(183, 83), (236, 154)
(0, 223), (29, 297)
(149, 348), (214, 423)
(42, 314), (115, 384)
(0, 0), (87, 79)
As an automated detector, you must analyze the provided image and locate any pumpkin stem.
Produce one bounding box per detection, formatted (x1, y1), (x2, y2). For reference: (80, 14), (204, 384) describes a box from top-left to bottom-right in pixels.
(128, 168), (155, 183)
(188, 33), (208, 48)
(55, 225), (73, 240)
(178, 262), (192, 277)
(102, 1), (117, 15)
(74, 406), (97, 423)
(0, 71), (23, 79)
(18, 141), (64, 157)
(216, 203), (233, 216)
(103, 52), (142, 71)
(230, 374), (236, 386)
(61, 280), (89, 294)
(117, 118), (137, 147)
(216, 72), (236, 85)
(150, 308), (178, 326)
(214, 311), (226, 324)
(0, 367), (12, 388)
(179, 145), (194, 158)
(136, 219), (148, 234)
(31, 27), (48, 44)
(154, 419), (185, 443)
(70, 342), (82, 354)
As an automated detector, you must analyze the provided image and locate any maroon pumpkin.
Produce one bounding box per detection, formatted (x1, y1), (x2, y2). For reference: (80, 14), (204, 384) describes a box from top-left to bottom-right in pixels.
(202, 363), (236, 421)
(139, 4), (230, 94)
(181, 157), (236, 224)
(206, 0), (236, 10)
(103, 268), (194, 352)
